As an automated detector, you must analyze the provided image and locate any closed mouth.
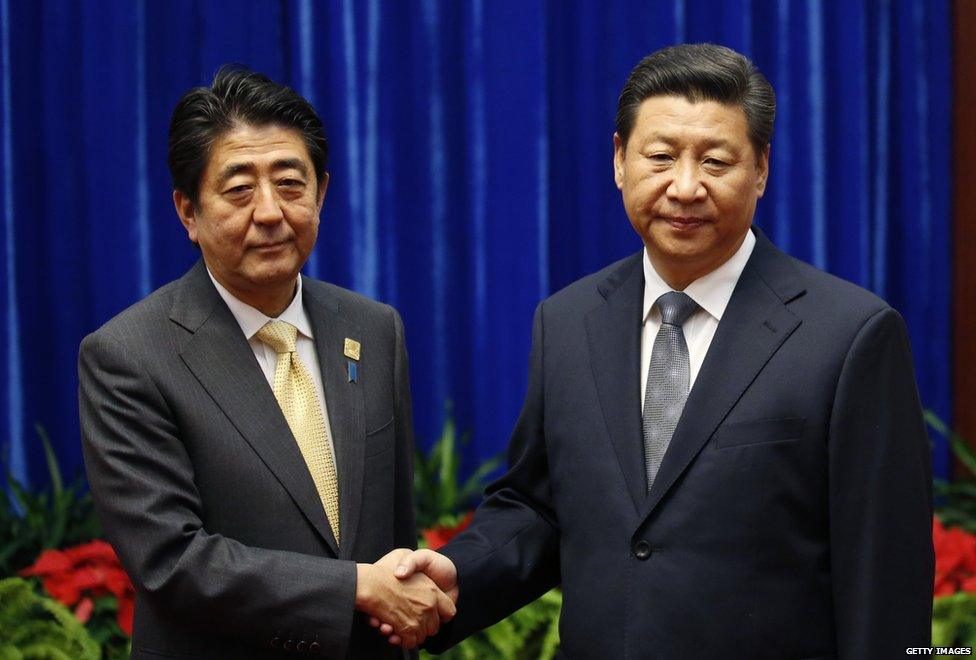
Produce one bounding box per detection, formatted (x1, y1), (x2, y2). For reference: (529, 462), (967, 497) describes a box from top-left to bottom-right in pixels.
(659, 216), (707, 229)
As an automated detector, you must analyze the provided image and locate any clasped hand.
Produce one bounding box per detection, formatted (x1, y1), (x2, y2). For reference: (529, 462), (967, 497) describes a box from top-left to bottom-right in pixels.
(355, 549), (458, 649)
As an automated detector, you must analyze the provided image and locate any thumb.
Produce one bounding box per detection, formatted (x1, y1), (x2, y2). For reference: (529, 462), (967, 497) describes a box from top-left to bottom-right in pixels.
(394, 548), (434, 579)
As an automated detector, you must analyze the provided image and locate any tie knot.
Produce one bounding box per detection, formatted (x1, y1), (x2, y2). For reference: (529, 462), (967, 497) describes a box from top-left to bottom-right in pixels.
(256, 321), (298, 355)
(656, 291), (698, 327)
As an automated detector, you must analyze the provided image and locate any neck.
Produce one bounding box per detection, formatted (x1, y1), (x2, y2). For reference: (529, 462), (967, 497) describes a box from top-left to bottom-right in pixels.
(647, 233), (748, 291)
(245, 289), (295, 318)
(209, 269), (297, 318)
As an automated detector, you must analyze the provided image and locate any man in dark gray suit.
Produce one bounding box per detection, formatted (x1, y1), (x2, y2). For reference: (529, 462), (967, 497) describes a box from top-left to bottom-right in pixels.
(80, 67), (453, 659)
(386, 44), (934, 659)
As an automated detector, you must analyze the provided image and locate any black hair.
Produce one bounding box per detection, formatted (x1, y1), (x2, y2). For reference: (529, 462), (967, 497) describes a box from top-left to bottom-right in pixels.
(615, 43), (775, 156)
(168, 65), (328, 204)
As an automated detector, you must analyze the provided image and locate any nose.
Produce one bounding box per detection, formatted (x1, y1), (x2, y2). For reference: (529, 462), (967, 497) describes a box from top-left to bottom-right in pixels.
(666, 159), (706, 203)
(252, 181), (285, 225)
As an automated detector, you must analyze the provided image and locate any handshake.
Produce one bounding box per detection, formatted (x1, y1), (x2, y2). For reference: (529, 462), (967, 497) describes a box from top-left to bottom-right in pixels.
(354, 548), (458, 649)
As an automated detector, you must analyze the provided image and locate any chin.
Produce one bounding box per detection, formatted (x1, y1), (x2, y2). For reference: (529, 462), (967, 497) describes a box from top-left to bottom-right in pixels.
(649, 231), (711, 255)
(246, 261), (301, 284)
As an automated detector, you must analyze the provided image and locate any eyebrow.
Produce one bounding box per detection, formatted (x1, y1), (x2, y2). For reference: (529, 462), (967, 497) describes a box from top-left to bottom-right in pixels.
(645, 135), (736, 151)
(218, 158), (310, 183)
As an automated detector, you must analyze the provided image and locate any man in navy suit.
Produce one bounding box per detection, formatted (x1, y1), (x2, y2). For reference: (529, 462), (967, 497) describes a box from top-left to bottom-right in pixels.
(383, 44), (933, 659)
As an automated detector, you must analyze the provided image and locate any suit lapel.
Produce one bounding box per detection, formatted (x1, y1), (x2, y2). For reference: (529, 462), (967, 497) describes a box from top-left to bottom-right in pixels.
(171, 262), (339, 554)
(584, 254), (647, 516)
(640, 230), (805, 522)
(303, 279), (367, 559)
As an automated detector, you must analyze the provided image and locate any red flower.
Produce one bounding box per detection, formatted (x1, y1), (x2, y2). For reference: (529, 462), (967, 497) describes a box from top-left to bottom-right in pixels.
(933, 517), (976, 597)
(422, 512), (474, 550)
(20, 540), (135, 635)
(116, 592), (134, 635)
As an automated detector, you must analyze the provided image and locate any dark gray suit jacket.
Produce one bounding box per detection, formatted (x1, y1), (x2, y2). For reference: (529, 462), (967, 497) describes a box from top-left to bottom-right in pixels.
(80, 260), (415, 659)
(429, 228), (933, 659)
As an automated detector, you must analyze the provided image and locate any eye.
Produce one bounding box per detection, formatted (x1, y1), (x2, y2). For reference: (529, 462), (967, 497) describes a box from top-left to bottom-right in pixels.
(647, 153), (674, 164)
(278, 178), (306, 188)
(702, 157), (733, 172)
(225, 184), (252, 195)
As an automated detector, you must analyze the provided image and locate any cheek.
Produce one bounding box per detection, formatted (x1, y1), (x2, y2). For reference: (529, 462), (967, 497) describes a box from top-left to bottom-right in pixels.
(299, 221), (319, 248)
(713, 191), (758, 226)
(294, 208), (319, 235)
(288, 207), (319, 246)
(623, 176), (664, 213)
(212, 220), (247, 249)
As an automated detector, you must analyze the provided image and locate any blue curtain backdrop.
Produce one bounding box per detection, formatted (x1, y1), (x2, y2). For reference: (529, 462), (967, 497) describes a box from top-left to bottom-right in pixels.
(0, 0), (952, 489)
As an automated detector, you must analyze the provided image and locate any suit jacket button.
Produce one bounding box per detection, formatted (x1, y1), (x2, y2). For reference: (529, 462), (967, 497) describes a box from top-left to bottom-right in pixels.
(296, 640), (307, 652)
(284, 639), (295, 651)
(309, 641), (321, 654)
(633, 540), (652, 560)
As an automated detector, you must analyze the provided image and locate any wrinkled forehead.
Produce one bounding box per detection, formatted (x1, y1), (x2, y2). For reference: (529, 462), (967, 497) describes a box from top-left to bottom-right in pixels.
(204, 123), (313, 179)
(632, 96), (750, 139)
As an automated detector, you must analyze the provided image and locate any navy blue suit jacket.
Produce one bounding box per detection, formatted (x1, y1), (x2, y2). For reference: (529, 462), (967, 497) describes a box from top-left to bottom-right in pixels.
(430, 228), (933, 659)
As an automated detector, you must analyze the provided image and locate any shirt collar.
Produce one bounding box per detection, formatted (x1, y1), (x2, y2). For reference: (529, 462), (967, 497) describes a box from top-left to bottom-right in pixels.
(642, 227), (756, 324)
(206, 268), (314, 341)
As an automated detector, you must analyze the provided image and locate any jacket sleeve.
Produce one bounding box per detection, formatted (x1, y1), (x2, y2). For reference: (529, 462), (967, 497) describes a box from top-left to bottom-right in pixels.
(392, 307), (418, 551)
(827, 306), (934, 658)
(427, 302), (561, 652)
(78, 329), (358, 658)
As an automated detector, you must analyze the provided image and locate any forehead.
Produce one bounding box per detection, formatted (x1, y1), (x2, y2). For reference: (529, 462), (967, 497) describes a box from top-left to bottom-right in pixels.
(205, 123), (312, 177)
(631, 95), (751, 145)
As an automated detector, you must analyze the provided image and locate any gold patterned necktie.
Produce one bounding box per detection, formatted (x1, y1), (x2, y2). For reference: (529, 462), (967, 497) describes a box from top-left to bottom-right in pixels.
(255, 321), (340, 544)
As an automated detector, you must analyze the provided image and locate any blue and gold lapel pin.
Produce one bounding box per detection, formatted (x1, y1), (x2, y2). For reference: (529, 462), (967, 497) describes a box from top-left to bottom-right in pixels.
(344, 338), (361, 383)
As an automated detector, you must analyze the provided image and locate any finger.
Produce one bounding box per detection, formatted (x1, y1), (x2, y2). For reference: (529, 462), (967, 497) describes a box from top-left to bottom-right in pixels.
(379, 623), (394, 636)
(400, 632), (418, 650)
(395, 548), (433, 579)
(378, 547), (411, 567)
(369, 617), (380, 628)
(386, 634), (403, 646)
(424, 609), (440, 639)
(435, 587), (457, 623)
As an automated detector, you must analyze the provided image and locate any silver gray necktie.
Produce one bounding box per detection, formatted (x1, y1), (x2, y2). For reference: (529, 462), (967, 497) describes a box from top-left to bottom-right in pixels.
(642, 291), (699, 491)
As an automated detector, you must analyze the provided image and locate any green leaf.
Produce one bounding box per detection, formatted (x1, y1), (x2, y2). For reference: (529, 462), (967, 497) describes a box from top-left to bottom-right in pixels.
(0, 578), (100, 660)
(414, 409), (501, 528)
(36, 425), (63, 497)
(436, 418), (458, 512)
(928, 411), (976, 474)
(0, 426), (102, 575)
(458, 456), (503, 502)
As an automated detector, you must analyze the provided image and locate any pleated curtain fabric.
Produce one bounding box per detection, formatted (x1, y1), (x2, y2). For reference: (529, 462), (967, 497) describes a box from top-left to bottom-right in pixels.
(0, 0), (952, 486)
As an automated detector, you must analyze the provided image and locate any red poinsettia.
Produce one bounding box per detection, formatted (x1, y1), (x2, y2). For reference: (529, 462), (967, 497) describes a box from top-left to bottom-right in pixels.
(422, 511), (474, 550)
(20, 539), (135, 635)
(933, 516), (976, 597)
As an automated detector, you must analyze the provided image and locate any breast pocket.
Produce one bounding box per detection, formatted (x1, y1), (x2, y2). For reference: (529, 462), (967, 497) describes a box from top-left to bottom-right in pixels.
(713, 417), (806, 449)
(364, 415), (394, 457)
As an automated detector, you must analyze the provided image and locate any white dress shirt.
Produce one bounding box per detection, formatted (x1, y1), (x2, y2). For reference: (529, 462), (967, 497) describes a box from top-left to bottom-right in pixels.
(640, 229), (756, 411)
(207, 270), (337, 468)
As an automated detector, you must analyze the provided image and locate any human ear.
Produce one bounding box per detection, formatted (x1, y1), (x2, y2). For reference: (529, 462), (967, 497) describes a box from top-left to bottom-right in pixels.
(173, 189), (199, 243)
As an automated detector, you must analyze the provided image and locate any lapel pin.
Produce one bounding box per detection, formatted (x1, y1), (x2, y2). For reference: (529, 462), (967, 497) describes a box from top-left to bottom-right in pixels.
(344, 339), (360, 383)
